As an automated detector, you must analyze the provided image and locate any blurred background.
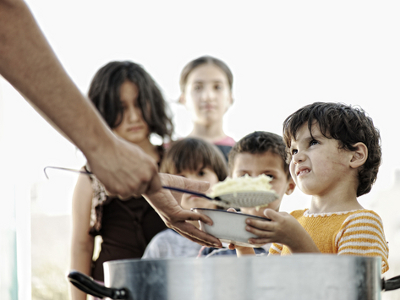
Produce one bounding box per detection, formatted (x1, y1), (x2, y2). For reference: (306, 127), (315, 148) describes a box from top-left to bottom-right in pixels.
(1, 0), (400, 299)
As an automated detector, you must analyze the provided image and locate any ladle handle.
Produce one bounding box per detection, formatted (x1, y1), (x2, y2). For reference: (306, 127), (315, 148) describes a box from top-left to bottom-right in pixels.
(68, 270), (129, 299)
(382, 275), (400, 291)
(162, 185), (215, 200)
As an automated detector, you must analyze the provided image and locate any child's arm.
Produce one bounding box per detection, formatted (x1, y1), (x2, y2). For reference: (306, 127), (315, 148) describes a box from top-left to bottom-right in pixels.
(245, 209), (320, 253)
(70, 174), (95, 300)
(228, 243), (256, 257)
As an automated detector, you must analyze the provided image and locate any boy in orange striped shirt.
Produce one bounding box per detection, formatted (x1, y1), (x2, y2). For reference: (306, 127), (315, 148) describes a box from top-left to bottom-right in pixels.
(237, 102), (389, 273)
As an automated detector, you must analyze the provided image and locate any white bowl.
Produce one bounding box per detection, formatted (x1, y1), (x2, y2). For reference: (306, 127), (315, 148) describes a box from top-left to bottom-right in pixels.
(192, 208), (270, 247)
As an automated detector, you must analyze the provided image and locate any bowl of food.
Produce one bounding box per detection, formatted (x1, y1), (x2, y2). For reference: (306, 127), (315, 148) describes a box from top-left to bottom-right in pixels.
(207, 174), (278, 209)
(192, 208), (270, 247)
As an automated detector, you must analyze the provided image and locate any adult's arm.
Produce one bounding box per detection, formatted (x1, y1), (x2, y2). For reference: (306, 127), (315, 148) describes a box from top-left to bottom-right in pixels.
(144, 174), (223, 248)
(0, 0), (160, 197)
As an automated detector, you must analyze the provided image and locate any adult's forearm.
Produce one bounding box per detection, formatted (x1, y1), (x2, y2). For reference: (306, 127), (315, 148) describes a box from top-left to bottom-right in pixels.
(0, 0), (114, 156)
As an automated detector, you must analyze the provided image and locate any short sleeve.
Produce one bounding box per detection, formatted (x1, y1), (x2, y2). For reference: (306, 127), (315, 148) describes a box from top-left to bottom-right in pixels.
(335, 210), (389, 273)
(142, 234), (166, 259)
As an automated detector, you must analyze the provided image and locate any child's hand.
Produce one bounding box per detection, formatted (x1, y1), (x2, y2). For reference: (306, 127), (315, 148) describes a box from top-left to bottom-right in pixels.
(245, 208), (319, 253)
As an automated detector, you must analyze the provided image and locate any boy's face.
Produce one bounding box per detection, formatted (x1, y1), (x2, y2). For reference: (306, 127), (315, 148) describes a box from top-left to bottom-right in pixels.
(288, 123), (353, 197)
(178, 167), (220, 211)
(231, 151), (295, 217)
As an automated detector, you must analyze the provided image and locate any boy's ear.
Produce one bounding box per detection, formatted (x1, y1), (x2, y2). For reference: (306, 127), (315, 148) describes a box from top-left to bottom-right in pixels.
(285, 178), (296, 195)
(349, 142), (368, 169)
(178, 94), (186, 105)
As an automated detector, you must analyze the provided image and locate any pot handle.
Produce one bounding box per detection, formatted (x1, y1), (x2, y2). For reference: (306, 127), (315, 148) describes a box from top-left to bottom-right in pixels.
(382, 275), (400, 291)
(68, 270), (129, 299)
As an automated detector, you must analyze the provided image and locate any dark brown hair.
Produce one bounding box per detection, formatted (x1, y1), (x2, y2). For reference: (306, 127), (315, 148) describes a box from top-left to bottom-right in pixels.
(179, 55), (233, 93)
(228, 131), (290, 178)
(160, 138), (228, 181)
(283, 102), (381, 197)
(88, 61), (174, 142)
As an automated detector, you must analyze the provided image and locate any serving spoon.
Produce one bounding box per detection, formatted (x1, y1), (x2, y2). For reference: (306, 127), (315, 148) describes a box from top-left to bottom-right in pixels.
(44, 166), (278, 208)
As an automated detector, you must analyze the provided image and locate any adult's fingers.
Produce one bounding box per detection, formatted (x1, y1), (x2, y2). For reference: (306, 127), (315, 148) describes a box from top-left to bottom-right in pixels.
(171, 222), (222, 248)
(183, 178), (210, 193)
(144, 172), (162, 195)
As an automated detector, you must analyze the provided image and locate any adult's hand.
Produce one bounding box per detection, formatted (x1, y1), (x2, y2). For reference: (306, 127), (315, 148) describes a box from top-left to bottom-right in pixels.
(0, 0), (163, 199)
(144, 174), (222, 248)
(86, 137), (161, 198)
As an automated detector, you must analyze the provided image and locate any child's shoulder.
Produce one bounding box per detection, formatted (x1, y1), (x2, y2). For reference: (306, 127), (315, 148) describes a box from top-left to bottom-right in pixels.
(289, 208), (383, 221)
(342, 209), (384, 225)
(289, 208), (308, 218)
(150, 228), (179, 242)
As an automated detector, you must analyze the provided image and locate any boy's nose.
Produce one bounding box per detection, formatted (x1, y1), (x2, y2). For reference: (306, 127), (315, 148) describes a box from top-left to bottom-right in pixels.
(292, 152), (305, 164)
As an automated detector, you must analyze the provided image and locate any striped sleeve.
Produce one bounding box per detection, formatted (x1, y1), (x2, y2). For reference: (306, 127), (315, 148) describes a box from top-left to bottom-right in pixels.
(335, 211), (389, 273)
(268, 243), (283, 255)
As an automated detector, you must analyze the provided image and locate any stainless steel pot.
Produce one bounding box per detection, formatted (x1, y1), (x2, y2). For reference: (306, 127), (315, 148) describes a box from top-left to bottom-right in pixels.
(68, 254), (400, 300)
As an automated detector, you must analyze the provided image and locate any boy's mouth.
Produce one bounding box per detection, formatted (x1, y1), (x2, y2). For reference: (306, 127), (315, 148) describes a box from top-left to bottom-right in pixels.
(296, 167), (311, 176)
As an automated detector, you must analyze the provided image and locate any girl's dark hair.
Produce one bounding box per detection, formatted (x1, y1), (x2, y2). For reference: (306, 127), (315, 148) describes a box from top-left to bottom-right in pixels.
(228, 131), (290, 178)
(283, 102), (381, 197)
(88, 61), (174, 141)
(179, 55), (233, 92)
(160, 138), (228, 181)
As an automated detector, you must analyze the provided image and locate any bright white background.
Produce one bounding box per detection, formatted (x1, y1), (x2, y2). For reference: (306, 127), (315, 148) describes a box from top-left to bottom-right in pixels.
(1, 1), (400, 299)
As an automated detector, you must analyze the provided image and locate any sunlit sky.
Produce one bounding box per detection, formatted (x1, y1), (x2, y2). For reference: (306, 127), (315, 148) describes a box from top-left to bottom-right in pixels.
(1, 0), (400, 216)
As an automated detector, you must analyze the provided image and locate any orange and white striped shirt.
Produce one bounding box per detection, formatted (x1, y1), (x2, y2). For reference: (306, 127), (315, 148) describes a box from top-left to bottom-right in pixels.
(269, 209), (389, 273)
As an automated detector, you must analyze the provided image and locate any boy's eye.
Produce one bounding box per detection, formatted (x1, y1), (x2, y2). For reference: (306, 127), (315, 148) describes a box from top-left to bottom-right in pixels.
(264, 174), (274, 179)
(309, 139), (319, 146)
(198, 170), (205, 176)
(291, 148), (298, 155)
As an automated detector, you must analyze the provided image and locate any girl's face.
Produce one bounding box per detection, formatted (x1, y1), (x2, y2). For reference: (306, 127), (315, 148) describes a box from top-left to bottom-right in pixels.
(113, 80), (150, 144)
(180, 64), (233, 126)
(178, 167), (220, 211)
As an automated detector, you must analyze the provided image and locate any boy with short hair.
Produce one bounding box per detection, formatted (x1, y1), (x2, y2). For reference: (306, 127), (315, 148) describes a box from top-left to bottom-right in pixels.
(241, 102), (389, 273)
(200, 131), (296, 257)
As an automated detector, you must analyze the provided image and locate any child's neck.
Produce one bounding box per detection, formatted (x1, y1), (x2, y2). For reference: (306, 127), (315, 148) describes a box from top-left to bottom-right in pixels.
(190, 121), (226, 143)
(309, 189), (363, 214)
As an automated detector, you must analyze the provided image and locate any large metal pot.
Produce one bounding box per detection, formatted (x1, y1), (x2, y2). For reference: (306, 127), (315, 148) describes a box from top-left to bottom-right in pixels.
(68, 254), (400, 300)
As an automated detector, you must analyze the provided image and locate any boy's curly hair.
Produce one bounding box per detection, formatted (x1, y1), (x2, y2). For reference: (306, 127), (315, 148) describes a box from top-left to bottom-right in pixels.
(283, 102), (381, 197)
(228, 131), (290, 178)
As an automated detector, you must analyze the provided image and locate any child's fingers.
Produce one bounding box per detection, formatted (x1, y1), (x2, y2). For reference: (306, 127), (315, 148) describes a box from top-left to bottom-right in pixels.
(263, 208), (283, 219)
(245, 223), (276, 238)
(228, 243), (236, 250)
(227, 207), (237, 213)
(245, 217), (274, 231)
